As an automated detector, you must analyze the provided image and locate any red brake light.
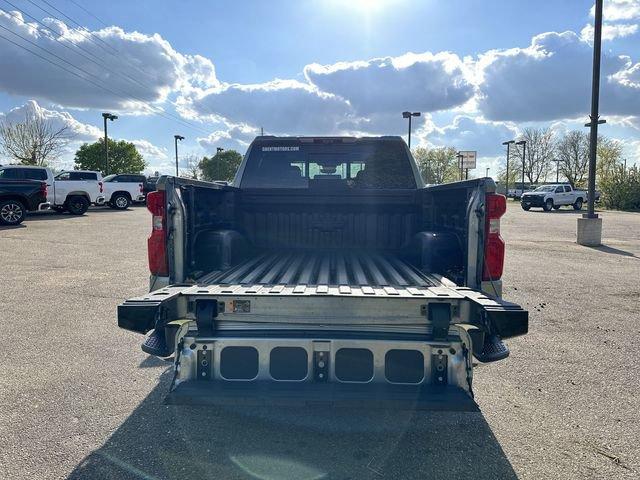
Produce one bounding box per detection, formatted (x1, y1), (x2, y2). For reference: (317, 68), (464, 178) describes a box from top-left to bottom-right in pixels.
(482, 193), (506, 282)
(146, 191), (168, 276)
(40, 181), (47, 197)
(139, 183), (144, 193)
(98, 181), (103, 193)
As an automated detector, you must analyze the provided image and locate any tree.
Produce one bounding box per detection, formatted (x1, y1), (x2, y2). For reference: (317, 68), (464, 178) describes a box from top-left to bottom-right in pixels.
(0, 114), (72, 166)
(74, 139), (146, 175)
(180, 154), (201, 180)
(518, 127), (555, 185)
(556, 131), (589, 187)
(199, 149), (243, 182)
(596, 136), (623, 180)
(413, 146), (459, 184)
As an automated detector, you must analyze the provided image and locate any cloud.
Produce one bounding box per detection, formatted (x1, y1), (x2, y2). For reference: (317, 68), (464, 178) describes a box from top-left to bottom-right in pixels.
(420, 115), (517, 156)
(183, 79), (353, 134)
(580, 22), (638, 41)
(130, 139), (168, 161)
(477, 31), (640, 122)
(591, 0), (640, 22)
(0, 11), (217, 112)
(197, 124), (258, 152)
(0, 99), (101, 141)
(304, 52), (474, 116)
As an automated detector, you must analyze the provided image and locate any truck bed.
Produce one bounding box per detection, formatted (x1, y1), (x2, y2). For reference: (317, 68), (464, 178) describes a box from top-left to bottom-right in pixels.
(193, 250), (452, 299)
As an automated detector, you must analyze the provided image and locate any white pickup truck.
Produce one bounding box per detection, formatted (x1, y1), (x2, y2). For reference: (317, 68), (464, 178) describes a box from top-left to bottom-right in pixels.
(521, 184), (586, 211)
(102, 174), (147, 210)
(0, 165), (104, 215)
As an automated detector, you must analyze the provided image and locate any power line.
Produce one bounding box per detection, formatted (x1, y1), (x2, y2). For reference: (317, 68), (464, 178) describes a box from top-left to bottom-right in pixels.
(65, 0), (109, 30)
(0, 29), (210, 135)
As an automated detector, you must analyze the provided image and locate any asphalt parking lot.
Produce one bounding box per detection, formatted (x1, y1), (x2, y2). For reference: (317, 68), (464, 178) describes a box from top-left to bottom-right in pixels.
(1, 202), (638, 480)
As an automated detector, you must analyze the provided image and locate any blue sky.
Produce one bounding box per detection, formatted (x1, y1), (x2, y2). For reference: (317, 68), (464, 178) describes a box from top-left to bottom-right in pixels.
(0, 0), (638, 175)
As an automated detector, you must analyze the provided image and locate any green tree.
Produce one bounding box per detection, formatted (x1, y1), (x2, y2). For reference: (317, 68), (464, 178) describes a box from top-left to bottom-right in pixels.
(413, 146), (459, 184)
(74, 139), (146, 175)
(199, 149), (243, 182)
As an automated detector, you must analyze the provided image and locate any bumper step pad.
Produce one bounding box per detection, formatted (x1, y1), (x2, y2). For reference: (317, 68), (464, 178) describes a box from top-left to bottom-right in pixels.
(475, 334), (510, 363)
(141, 329), (172, 357)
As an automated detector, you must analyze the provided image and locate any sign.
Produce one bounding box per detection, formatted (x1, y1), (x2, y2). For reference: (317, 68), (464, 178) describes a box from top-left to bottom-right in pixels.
(458, 151), (477, 169)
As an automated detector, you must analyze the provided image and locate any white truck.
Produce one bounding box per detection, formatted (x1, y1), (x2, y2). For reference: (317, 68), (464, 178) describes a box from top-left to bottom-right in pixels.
(102, 174), (147, 210)
(118, 136), (528, 409)
(521, 184), (587, 211)
(0, 165), (104, 215)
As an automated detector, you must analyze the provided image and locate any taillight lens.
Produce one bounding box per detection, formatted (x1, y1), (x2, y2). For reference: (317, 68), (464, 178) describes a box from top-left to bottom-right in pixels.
(98, 181), (103, 193)
(40, 182), (47, 197)
(146, 191), (168, 276)
(139, 183), (144, 193)
(482, 193), (506, 281)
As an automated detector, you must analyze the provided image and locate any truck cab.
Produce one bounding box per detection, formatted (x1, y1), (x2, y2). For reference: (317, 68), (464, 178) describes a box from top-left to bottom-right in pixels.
(118, 136), (528, 408)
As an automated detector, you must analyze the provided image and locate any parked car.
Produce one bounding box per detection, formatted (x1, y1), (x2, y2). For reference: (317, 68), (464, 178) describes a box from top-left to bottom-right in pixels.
(118, 136), (528, 408)
(521, 184), (586, 211)
(102, 174), (147, 210)
(0, 166), (104, 215)
(508, 186), (534, 199)
(0, 176), (49, 225)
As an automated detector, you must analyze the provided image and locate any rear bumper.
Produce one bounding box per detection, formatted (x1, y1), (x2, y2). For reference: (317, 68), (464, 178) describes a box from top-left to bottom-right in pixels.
(37, 202), (51, 211)
(135, 194), (146, 202)
(95, 196), (106, 205)
(166, 380), (478, 411)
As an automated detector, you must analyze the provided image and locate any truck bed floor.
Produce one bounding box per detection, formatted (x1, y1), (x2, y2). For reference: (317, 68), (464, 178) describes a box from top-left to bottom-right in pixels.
(198, 251), (437, 289)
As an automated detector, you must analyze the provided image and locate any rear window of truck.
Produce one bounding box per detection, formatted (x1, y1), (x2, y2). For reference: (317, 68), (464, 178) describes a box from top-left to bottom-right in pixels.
(240, 140), (416, 189)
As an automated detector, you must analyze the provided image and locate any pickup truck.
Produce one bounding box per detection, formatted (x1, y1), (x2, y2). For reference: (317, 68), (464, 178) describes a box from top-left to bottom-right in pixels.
(0, 177), (49, 225)
(521, 184), (586, 211)
(118, 136), (528, 409)
(102, 174), (147, 209)
(0, 165), (104, 215)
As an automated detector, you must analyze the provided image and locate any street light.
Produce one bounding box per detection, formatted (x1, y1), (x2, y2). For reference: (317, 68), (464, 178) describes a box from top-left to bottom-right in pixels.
(402, 111), (421, 149)
(102, 113), (117, 175)
(502, 140), (515, 197)
(516, 140), (527, 198)
(486, 167), (490, 178)
(552, 159), (561, 183)
(174, 135), (184, 177)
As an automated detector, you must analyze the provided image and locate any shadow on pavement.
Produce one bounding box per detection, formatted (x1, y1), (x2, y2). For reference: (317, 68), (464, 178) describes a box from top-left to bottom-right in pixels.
(68, 372), (518, 480)
(588, 244), (638, 259)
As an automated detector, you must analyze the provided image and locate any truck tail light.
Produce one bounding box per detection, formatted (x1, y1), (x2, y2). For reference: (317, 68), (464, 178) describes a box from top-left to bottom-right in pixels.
(139, 183), (144, 193)
(40, 181), (47, 196)
(146, 190), (168, 276)
(98, 181), (103, 193)
(482, 193), (506, 282)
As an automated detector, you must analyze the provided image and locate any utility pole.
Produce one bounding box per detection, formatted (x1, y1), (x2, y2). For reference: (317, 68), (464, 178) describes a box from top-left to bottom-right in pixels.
(261, 127), (264, 136)
(102, 113), (117, 175)
(502, 140), (515, 196)
(578, 0), (605, 245)
(516, 140), (526, 197)
(402, 111), (420, 148)
(174, 135), (184, 177)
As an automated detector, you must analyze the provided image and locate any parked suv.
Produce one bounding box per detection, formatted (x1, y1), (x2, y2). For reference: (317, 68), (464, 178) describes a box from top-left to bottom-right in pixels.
(102, 174), (147, 210)
(0, 165), (104, 215)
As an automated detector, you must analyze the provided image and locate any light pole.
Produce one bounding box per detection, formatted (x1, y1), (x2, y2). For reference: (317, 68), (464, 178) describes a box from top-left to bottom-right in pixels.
(174, 135), (184, 177)
(456, 152), (463, 181)
(486, 167), (490, 178)
(553, 159), (561, 183)
(102, 113), (117, 175)
(516, 140), (526, 197)
(402, 111), (421, 149)
(502, 140), (515, 196)
(578, 0), (605, 245)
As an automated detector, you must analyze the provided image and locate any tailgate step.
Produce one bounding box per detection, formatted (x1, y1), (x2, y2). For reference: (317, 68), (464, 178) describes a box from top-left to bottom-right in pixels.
(475, 334), (510, 363)
(166, 381), (478, 411)
(141, 329), (172, 357)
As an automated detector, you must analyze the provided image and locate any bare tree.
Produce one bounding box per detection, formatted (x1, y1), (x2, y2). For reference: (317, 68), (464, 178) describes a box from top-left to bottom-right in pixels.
(180, 154), (201, 180)
(518, 127), (555, 184)
(0, 114), (72, 166)
(413, 146), (459, 184)
(555, 131), (589, 187)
